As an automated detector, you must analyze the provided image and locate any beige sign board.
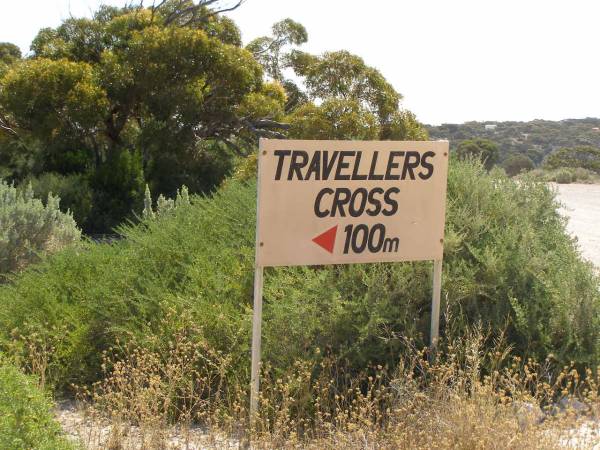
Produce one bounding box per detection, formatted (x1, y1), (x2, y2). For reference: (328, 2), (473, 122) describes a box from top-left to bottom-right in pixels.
(256, 139), (449, 267)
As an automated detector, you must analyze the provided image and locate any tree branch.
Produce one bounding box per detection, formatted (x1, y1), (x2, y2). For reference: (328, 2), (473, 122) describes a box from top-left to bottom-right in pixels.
(0, 114), (19, 138)
(163, 0), (245, 26)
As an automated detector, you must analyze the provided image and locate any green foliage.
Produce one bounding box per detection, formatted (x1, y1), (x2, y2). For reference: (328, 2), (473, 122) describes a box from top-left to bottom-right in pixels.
(0, 43), (21, 65)
(142, 184), (190, 219)
(24, 172), (93, 227)
(544, 146), (600, 173)
(0, 360), (73, 450)
(1, 58), (108, 141)
(0, 42), (21, 76)
(525, 167), (600, 184)
(554, 169), (574, 184)
(289, 50), (399, 120)
(503, 154), (534, 177)
(247, 18), (307, 81)
(0, 180), (80, 276)
(0, 160), (598, 396)
(286, 49), (427, 140)
(89, 150), (145, 232)
(0, 3), (275, 232)
(288, 98), (380, 140)
(428, 118), (600, 165)
(1, 8), (428, 233)
(455, 138), (499, 170)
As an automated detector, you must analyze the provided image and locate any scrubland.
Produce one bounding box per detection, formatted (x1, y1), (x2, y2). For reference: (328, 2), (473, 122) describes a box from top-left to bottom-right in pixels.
(1, 159), (599, 448)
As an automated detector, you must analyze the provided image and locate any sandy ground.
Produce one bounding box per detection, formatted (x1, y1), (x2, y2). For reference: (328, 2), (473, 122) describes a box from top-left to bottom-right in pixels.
(553, 183), (600, 269)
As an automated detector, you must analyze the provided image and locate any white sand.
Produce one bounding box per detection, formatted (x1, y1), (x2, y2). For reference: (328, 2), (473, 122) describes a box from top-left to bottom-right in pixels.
(553, 183), (600, 269)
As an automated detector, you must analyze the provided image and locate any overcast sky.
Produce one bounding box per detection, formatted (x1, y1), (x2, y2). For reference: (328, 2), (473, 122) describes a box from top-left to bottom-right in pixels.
(1, 0), (599, 125)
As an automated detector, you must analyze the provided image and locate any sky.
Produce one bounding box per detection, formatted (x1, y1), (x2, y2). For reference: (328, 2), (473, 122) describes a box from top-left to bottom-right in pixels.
(1, 0), (599, 125)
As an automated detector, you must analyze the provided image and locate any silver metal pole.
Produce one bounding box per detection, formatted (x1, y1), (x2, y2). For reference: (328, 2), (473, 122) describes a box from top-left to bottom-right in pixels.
(430, 259), (443, 350)
(250, 265), (264, 419)
(250, 140), (266, 419)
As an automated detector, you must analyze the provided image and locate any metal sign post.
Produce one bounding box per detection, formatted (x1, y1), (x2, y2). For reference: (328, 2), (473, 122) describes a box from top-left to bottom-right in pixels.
(249, 266), (263, 419)
(430, 259), (443, 351)
(250, 145), (265, 420)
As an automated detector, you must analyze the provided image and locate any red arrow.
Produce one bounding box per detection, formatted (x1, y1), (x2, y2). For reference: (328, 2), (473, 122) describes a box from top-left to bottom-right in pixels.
(312, 225), (337, 254)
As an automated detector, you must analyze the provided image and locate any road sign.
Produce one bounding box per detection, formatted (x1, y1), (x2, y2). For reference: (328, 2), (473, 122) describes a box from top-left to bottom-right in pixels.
(256, 139), (448, 267)
(250, 139), (449, 418)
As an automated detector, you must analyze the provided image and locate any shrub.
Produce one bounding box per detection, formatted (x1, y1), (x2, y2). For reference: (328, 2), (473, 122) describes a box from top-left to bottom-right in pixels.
(455, 138), (499, 170)
(0, 180), (80, 276)
(554, 169), (573, 184)
(88, 150), (145, 233)
(572, 167), (592, 181)
(69, 329), (589, 449)
(0, 160), (598, 397)
(24, 172), (93, 229)
(0, 359), (73, 450)
(503, 154), (534, 177)
(544, 146), (600, 173)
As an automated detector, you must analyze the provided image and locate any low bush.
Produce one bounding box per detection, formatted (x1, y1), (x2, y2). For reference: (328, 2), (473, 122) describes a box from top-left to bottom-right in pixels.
(71, 329), (590, 449)
(0, 159), (598, 400)
(544, 145), (600, 173)
(554, 169), (573, 184)
(0, 359), (73, 449)
(24, 172), (93, 229)
(503, 153), (535, 177)
(524, 167), (599, 184)
(0, 179), (80, 277)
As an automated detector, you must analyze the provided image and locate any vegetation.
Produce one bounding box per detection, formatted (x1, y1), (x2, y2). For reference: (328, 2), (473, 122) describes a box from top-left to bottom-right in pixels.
(503, 153), (535, 176)
(0, 359), (73, 450)
(525, 167), (600, 184)
(62, 328), (595, 449)
(1, 160), (597, 405)
(0, 179), (80, 277)
(455, 138), (499, 170)
(544, 145), (600, 173)
(1, 2), (600, 447)
(428, 118), (600, 165)
(0, 2), (424, 233)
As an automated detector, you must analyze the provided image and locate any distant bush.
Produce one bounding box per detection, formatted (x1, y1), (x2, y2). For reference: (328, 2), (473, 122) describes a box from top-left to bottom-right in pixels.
(0, 180), (80, 276)
(544, 146), (600, 173)
(0, 160), (598, 398)
(502, 154), (534, 177)
(25, 172), (93, 228)
(455, 138), (499, 170)
(572, 167), (592, 181)
(524, 167), (599, 184)
(0, 360), (73, 449)
(554, 169), (573, 184)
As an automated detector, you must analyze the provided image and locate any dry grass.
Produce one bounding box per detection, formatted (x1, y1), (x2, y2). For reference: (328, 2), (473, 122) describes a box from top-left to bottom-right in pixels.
(43, 327), (600, 449)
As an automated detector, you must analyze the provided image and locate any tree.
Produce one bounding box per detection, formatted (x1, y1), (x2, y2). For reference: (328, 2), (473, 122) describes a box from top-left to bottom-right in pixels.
(288, 98), (380, 140)
(544, 146), (600, 173)
(0, 43), (21, 68)
(286, 49), (427, 140)
(247, 18), (307, 82)
(455, 139), (499, 170)
(503, 154), (534, 177)
(247, 21), (427, 141)
(246, 18), (308, 113)
(0, 2), (284, 231)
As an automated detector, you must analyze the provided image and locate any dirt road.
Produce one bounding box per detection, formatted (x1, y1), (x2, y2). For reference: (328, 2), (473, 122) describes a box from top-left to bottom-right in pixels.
(553, 183), (600, 268)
